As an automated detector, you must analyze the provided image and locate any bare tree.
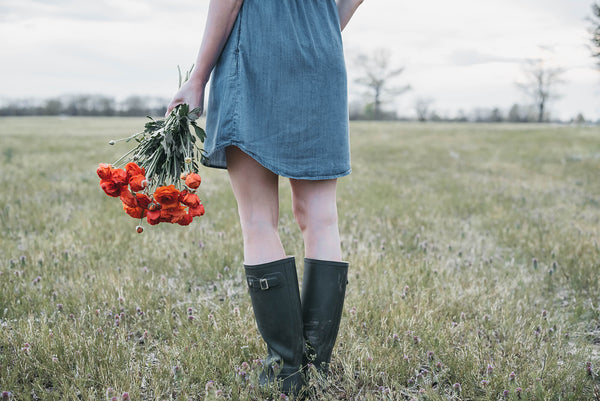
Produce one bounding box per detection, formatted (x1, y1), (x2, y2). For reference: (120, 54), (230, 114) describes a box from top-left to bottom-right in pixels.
(414, 97), (433, 122)
(516, 59), (564, 123)
(354, 48), (410, 120)
(591, 2), (600, 65)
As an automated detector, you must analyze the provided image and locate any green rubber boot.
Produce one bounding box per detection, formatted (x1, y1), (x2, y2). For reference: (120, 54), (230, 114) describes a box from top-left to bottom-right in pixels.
(301, 258), (348, 375)
(244, 257), (304, 395)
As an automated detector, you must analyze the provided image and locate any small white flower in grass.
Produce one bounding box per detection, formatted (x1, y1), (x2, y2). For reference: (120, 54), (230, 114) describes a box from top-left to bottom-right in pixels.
(453, 383), (461, 392)
(106, 388), (116, 399)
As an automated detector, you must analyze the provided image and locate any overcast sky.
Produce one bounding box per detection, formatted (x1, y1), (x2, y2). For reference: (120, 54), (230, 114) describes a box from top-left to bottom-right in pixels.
(1, 0), (598, 120)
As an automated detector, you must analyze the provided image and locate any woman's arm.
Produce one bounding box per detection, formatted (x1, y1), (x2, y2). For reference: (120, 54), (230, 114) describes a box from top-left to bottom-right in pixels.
(336, 0), (364, 31)
(166, 0), (244, 114)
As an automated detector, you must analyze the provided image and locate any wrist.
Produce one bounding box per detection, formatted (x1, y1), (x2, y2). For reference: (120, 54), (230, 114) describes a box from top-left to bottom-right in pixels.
(188, 69), (209, 87)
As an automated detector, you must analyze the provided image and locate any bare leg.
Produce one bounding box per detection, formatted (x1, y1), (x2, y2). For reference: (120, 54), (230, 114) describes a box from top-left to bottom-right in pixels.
(289, 178), (342, 261)
(226, 146), (286, 265)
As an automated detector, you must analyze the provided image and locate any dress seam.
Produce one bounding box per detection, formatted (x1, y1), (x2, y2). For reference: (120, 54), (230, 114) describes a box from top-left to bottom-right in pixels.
(232, 5), (242, 154)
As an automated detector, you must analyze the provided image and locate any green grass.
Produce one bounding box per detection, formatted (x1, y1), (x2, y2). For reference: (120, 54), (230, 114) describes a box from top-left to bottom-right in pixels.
(1, 117), (599, 400)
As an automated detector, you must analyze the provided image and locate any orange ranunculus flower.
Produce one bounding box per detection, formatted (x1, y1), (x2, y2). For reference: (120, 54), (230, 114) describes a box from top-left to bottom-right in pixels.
(135, 193), (152, 209)
(119, 187), (138, 208)
(123, 204), (147, 219)
(147, 210), (161, 225)
(97, 163), (112, 180)
(185, 173), (202, 189)
(129, 174), (147, 192)
(161, 205), (187, 224)
(179, 190), (200, 208)
(189, 203), (205, 217)
(153, 185), (180, 209)
(178, 213), (193, 226)
(110, 168), (128, 186)
(125, 162), (145, 179)
(100, 179), (121, 197)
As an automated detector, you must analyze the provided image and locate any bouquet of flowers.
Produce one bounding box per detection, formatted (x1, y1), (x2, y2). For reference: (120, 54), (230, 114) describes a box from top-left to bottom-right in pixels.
(97, 69), (206, 233)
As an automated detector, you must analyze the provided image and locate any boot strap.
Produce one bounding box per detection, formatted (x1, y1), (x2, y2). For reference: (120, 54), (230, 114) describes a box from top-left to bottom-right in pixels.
(247, 273), (282, 291)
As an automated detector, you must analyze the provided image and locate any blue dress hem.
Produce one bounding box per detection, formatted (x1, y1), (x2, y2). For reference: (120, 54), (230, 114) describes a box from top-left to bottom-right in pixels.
(201, 142), (352, 181)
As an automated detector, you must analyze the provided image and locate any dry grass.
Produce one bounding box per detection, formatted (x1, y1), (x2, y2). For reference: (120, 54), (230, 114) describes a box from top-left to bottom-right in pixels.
(1, 117), (599, 400)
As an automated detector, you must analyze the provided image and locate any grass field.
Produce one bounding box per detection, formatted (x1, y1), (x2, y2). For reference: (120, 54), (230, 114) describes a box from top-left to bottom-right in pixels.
(1, 117), (599, 400)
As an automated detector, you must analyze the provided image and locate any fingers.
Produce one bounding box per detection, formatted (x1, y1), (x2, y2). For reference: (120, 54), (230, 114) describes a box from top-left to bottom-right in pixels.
(166, 99), (181, 117)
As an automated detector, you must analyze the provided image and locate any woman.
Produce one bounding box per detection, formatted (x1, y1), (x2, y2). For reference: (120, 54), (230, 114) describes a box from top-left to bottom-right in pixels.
(167, 0), (364, 394)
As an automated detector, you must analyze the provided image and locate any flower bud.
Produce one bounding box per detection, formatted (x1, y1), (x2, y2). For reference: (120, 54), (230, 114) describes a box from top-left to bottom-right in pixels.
(108, 140), (116, 145)
(136, 226), (143, 234)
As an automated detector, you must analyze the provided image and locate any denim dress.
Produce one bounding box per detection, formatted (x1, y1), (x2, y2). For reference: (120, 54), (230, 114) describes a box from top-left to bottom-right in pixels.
(203, 0), (351, 180)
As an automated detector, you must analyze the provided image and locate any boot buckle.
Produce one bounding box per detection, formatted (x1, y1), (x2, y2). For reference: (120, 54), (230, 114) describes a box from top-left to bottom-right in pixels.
(259, 278), (269, 290)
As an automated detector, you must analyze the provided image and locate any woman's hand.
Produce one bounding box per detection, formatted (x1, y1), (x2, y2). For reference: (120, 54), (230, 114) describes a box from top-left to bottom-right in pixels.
(166, 78), (206, 116)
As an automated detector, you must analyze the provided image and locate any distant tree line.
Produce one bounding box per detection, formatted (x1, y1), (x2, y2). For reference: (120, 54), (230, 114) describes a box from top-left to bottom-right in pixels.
(349, 100), (589, 124)
(0, 94), (168, 117)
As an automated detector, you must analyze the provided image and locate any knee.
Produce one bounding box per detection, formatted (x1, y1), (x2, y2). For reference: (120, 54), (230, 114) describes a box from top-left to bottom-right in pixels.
(238, 206), (279, 238)
(292, 198), (308, 232)
(292, 197), (338, 233)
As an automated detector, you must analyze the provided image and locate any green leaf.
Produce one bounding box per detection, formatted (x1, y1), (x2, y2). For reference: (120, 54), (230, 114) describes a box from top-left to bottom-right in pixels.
(191, 124), (206, 142)
(187, 107), (201, 121)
